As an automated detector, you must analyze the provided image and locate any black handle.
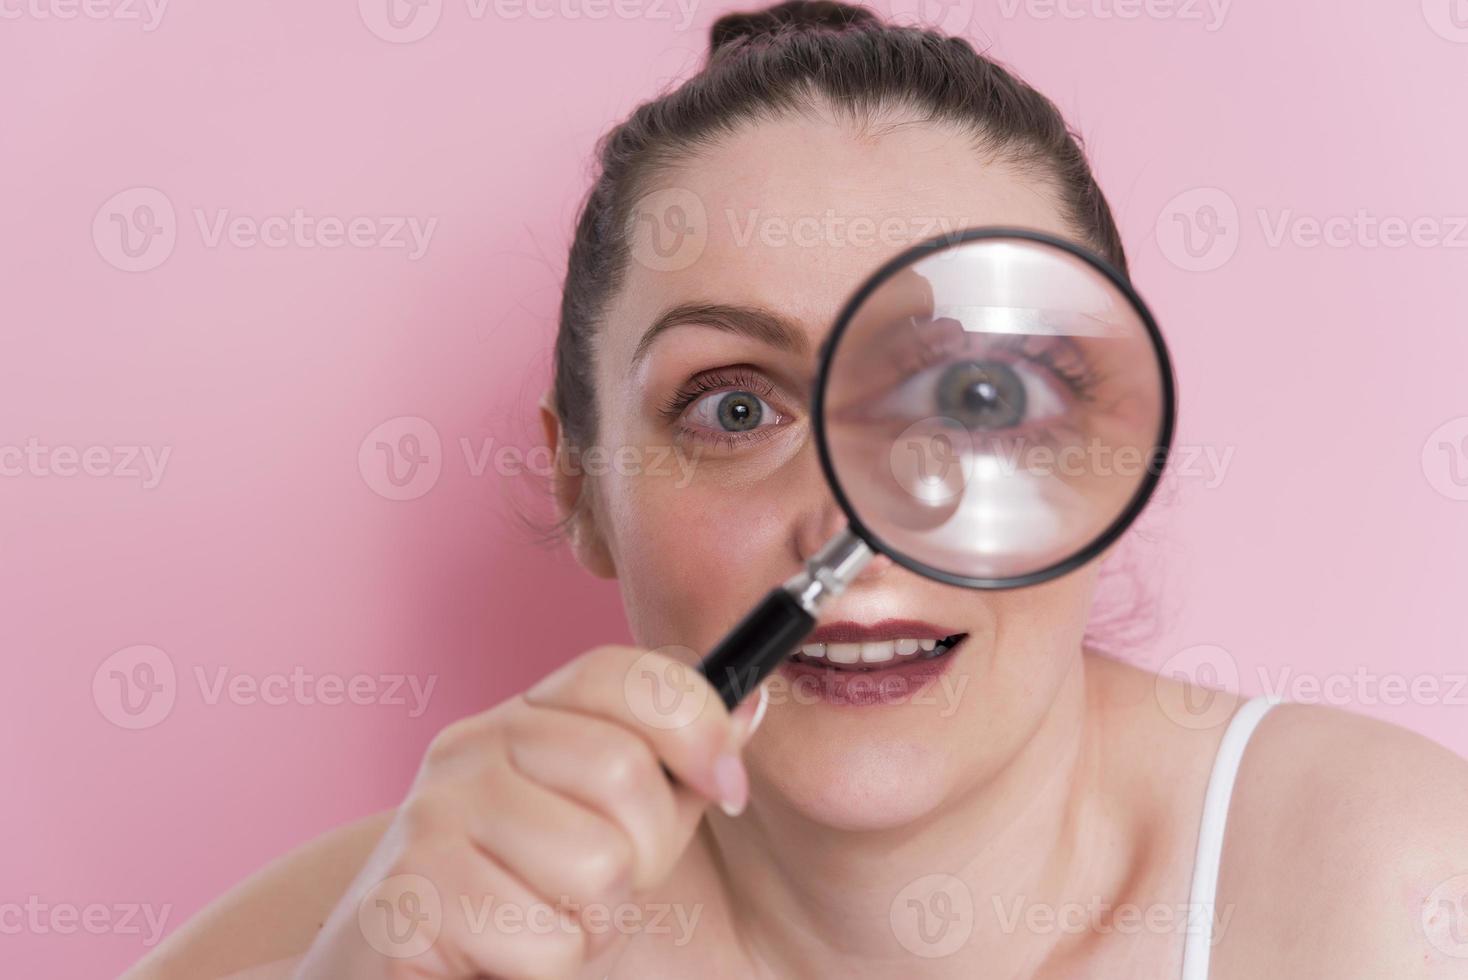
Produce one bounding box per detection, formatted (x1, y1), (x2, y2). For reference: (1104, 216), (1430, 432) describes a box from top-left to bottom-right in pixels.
(696, 587), (817, 710)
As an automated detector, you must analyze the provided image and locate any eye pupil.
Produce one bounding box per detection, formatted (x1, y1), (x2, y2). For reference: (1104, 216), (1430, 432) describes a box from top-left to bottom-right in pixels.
(717, 391), (763, 432)
(938, 361), (1025, 429)
(964, 380), (997, 411)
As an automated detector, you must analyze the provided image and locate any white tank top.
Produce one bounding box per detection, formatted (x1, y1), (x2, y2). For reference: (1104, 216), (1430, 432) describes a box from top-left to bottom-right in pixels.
(1178, 694), (1283, 979)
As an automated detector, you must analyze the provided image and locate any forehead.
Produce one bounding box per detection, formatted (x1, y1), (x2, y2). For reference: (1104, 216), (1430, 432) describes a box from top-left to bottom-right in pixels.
(601, 112), (1076, 371)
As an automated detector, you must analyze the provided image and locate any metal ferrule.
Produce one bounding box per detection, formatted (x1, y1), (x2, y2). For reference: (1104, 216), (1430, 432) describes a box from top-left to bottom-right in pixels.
(781, 528), (874, 616)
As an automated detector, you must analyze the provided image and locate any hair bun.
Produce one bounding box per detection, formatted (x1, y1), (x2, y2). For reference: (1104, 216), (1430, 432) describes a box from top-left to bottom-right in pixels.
(710, 1), (878, 59)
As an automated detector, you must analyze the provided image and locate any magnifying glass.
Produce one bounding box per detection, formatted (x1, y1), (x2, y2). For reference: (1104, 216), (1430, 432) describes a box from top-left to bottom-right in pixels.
(688, 227), (1176, 710)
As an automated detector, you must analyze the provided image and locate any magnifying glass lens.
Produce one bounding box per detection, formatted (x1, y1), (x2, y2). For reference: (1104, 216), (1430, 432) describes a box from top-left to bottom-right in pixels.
(821, 236), (1168, 582)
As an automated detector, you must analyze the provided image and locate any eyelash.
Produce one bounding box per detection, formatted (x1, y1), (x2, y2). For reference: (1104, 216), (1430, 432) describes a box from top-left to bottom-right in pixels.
(906, 331), (1103, 403)
(659, 367), (788, 448)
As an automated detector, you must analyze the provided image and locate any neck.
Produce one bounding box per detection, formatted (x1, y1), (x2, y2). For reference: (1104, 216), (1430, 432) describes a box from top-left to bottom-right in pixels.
(701, 650), (1135, 978)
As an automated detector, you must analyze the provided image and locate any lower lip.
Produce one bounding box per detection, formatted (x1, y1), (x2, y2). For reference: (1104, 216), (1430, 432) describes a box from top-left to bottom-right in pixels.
(775, 639), (964, 707)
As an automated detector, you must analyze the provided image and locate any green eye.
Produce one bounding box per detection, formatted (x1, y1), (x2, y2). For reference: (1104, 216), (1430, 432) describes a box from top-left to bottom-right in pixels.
(716, 392), (764, 431)
(685, 388), (775, 435)
(936, 361), (1025, 430)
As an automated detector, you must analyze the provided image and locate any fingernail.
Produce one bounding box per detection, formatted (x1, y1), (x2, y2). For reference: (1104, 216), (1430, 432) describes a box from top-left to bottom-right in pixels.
(730, 683), (770, 745)
(747, 683), (769, 737)
(714, 752), (748, 817)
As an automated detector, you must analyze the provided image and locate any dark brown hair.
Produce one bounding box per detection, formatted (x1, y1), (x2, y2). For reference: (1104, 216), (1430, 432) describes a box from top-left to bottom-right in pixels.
(554, 0), (1129, 453)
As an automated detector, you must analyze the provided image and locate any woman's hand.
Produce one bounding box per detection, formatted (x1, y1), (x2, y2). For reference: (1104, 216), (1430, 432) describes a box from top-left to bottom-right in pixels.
(294, 644), (765, 980)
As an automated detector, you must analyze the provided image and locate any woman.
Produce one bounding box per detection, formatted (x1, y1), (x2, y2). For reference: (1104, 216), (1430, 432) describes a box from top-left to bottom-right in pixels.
(129, 4), (1468, 978)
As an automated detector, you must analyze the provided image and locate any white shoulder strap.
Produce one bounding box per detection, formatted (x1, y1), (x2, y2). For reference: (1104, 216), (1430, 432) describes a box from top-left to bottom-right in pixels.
(1179, 693), (1283, 980)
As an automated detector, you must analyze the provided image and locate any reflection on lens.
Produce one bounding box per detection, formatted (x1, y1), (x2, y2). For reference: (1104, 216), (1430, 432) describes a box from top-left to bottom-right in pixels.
(820, 234), (1169, 583)
(880, 417), (971, 530)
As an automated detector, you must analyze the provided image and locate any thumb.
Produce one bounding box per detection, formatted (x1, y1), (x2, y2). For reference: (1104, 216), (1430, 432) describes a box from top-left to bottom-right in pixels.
(668, 680), (769, 829)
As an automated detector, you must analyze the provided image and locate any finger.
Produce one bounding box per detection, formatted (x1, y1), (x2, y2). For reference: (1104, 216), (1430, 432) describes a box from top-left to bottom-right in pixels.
(358, 850), (587, 980)
(505, 705), (691, 890)
(463, 755), (635, 911)
(524, 646), (745, 811)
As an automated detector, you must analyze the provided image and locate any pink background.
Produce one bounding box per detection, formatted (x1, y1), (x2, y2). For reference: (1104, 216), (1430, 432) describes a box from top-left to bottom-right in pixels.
(4, 1), (1466, 975)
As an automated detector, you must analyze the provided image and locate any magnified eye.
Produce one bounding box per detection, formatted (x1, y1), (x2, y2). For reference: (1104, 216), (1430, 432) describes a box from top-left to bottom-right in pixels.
(935, 361), (1025, 429)
(687, 389), (776, 433)
(882, 357), (1066, 431)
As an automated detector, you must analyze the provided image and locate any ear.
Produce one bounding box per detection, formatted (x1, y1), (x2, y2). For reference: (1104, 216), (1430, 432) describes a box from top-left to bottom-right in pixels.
(538, 391), (617, 579)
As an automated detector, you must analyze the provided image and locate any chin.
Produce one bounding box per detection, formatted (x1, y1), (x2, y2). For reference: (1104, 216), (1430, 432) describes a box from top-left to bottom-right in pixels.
(755, 735), (954, 832)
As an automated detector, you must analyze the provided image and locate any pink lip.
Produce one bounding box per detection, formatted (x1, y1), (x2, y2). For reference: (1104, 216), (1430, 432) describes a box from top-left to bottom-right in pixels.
(777, 619), (967, 707)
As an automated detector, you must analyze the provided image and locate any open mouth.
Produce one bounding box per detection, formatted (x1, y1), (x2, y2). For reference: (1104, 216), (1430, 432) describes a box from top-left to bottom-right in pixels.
(788, 632), (968, 672)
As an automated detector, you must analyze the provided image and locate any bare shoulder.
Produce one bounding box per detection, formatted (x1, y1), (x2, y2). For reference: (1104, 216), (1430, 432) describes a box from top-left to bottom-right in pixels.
(1214, 702), (1468, 978)
(121, 809), (393, 980)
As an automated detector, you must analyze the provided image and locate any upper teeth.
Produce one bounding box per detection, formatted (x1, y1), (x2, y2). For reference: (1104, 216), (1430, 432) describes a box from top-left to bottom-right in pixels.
(798, 638), (945, 665)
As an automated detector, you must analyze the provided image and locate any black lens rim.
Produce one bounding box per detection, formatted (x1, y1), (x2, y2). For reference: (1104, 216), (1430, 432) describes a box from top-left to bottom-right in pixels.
(811, 226), (1178, 591)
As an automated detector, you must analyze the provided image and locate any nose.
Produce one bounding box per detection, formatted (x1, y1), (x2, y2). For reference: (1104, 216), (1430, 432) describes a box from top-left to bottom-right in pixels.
(792, 491), (893, 584)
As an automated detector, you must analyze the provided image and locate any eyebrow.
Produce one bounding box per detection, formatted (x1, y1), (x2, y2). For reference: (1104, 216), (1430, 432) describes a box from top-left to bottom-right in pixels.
(631, 302), (812, 365)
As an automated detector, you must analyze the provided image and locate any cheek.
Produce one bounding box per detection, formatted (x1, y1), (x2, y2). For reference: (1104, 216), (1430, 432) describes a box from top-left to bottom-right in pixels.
(600, 469), (794, 649)
(987, 569), (1098, 684)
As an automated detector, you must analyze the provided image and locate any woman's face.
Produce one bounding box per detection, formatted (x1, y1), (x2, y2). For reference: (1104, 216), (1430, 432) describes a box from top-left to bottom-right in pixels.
(571, 113), (1106, 831)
